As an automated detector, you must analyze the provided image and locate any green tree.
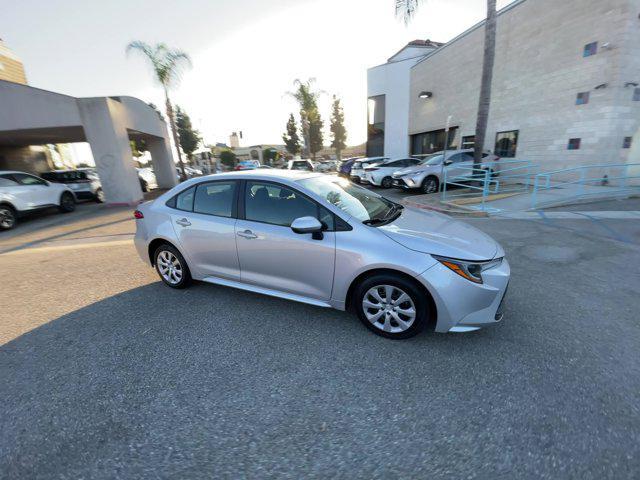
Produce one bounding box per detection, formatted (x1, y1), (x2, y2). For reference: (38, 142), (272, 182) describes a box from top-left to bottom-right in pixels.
(219, 150), (237, 168)
(329, 95), (347, 160)
(288, 78), (324, 159)
(126, 41), (192, 179)
(262, 148), (280, 165)
(130, 138), (148, 159)
(175, 106), (202, 160)
(282, 113), (301, 155)
(396, 0), (496, 166)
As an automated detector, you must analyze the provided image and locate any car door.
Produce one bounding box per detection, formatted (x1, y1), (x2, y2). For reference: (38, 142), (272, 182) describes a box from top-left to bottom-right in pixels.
(168, 181), (241, 281)
(444, 153), (473, 181)
(235, 180), (336, 301)
(10, 173), (55, 208)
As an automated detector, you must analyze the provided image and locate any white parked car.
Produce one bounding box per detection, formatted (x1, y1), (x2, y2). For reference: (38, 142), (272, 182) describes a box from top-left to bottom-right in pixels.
(392, 150), (501, 194)
(363, 158), (422, 188)
(287, 159), (314, 172)
(0, 170), (76, 230)
(137, 168), (158, 192)
(41, 169), (105, 203)
(350, 157), (388, 183)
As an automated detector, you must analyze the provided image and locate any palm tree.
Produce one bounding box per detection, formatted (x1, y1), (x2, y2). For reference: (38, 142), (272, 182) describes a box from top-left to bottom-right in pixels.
(126, 41), (192, 180)
(396, 0), (497, 166)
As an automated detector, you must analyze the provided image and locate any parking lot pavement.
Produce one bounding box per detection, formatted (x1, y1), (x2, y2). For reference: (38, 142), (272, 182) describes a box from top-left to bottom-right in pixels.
(1, 202), (640, 479)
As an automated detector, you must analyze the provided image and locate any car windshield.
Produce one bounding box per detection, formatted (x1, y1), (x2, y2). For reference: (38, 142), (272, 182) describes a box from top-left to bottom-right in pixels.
(419, 154), (444, 166)
(298, 176), (399, 223)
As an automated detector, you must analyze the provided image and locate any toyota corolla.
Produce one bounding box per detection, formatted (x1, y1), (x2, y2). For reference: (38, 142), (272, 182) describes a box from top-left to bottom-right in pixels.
(134, 170), (509, 339)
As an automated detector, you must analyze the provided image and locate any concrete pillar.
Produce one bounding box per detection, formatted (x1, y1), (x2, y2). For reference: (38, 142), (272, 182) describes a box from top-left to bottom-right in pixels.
(77, 98), (143, 205)
(147, 135), (177, 189)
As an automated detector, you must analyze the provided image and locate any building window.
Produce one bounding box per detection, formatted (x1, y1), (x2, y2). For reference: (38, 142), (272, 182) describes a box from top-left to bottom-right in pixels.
(494, 130), (519, 158)
(461, 135), (475, 149)
(633, 87), (640, 101)
(623, 137), (632, 149)
(366, 95), (386, 157)
(576, 92), (590, 105)
(568, 138), (581, 150)
(583, 42), (598, 57)
(410, 127), (458, 156)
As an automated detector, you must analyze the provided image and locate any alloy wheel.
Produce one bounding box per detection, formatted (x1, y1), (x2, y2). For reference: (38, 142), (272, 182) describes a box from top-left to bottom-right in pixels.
(362, 285), (416, 333)
(423, 178), (438, 194)
(0, 207), (15, 229)
(157, 250), (183, 285)
(381, 177), (393, 188)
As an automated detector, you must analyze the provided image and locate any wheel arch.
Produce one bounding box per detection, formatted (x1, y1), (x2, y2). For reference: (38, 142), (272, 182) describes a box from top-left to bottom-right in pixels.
(344, 268), (437, 327)
(148, 237), (182, 266)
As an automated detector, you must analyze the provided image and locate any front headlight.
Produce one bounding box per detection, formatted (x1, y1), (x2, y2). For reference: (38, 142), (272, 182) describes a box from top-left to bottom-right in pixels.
(433, 255), (502, 284)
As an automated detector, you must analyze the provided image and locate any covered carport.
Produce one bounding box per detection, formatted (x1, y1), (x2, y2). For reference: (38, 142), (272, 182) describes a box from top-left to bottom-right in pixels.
(0, 80), (177, 205)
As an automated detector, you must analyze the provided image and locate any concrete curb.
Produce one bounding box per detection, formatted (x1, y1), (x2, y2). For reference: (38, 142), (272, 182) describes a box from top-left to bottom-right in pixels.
(401, 199), (489, 217)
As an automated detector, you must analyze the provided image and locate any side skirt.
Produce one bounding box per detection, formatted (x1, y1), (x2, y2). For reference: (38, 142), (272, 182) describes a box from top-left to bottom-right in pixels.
(201, 275), (332, 308)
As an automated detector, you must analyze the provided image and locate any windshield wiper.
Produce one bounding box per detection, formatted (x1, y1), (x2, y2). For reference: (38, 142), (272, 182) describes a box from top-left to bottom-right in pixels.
(362, 218), (387, 226)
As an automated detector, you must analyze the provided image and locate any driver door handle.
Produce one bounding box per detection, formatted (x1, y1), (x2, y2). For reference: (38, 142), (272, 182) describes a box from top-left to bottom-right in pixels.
(237, 229), (257, 239)
(176, 218), (191, 227)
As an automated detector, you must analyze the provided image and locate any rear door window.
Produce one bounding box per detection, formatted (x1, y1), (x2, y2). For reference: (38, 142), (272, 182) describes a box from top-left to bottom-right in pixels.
(193, 181), (236, 217)
(172, 186), (196, 211)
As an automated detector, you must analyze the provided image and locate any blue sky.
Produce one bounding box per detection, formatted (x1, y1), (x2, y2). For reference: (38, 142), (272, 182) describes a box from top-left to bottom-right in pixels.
(1, 0), (511, 146)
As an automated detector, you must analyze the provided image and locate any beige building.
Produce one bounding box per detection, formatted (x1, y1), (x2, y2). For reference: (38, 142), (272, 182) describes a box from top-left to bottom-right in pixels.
(369, 0), (640, 174)
(0, 38), (27, 85)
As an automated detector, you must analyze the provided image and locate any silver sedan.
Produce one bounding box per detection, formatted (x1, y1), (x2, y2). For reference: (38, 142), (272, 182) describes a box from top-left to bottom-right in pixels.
(133, 170), (509, 339)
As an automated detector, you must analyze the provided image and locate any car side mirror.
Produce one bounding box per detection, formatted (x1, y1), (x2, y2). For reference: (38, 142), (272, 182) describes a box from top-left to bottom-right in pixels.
(291, 216), (324, 240)
(443, 160), (453, 166)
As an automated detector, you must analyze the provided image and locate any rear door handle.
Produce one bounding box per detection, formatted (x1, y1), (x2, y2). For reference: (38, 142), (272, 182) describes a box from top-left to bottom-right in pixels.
(176, 218), (191, 227)
(237, 229), (257, 239)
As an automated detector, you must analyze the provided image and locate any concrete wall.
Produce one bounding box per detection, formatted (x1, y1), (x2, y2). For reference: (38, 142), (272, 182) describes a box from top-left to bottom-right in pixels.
(408, 0), (640, 173)
(0, 80), (178, 203)
(368, 46), (437, 158)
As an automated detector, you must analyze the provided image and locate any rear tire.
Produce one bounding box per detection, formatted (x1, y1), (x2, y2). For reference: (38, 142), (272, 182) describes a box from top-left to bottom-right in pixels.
(95, 188), (105, 203)
(140, 179), (149, 193)
(0, 205), (16, 230)
(354, 273), (430, 339)
(59, 192), (76, 213)
(154, 244), (192, 289)
(381, 176), (393, 188)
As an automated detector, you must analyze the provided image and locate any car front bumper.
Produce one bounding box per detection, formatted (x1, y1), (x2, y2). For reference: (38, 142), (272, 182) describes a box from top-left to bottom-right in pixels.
(392, 177), (420, 188)
(418, 257), (511, 333)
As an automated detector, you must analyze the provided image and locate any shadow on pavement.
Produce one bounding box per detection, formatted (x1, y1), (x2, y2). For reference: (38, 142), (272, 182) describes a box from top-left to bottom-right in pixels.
(1, 279), (505, 478)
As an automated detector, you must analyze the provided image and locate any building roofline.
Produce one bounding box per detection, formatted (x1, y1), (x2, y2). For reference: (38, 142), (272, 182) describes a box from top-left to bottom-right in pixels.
(387, 42), (442, 63)
(412, 0), (527, 68)
(368, 52), (434, 72)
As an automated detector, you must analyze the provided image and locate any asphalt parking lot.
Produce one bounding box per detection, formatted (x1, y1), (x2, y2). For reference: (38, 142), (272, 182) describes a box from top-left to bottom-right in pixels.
(1, 194), (639, 479)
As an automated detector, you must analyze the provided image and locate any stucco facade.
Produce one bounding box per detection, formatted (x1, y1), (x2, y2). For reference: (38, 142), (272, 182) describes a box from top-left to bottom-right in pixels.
(0, 80), (177, 204)
(407, 0), (640, 172)
(367, 42), (441, 158)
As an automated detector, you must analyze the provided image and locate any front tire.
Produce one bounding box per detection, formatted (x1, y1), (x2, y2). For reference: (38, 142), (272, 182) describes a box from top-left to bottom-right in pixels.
(354, 274), (430, 339)
(421, 176), (439, 194)
(154, 244), (192, 289)
(381, 176), (393, 188)
(59, 192), (76, 213)
(0, 205), (16, 230)
(95, 188), (105, 203)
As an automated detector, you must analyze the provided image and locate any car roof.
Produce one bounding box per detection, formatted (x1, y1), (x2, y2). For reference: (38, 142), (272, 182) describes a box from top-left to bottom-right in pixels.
(182, 169), (320, 183)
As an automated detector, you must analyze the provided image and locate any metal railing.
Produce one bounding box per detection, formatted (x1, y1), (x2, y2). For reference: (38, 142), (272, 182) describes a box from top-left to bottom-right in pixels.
(441, 159), (537, 212)
(530, 163), (640, 209)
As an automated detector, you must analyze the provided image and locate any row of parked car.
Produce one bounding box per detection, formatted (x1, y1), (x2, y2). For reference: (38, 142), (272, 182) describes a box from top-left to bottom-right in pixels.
(0, 167), (159, 231)
(339, 149), (500, 194)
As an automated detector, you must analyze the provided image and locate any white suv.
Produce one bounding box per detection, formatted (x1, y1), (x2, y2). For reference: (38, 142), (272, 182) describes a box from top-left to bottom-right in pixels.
(0, 171), (76, 230)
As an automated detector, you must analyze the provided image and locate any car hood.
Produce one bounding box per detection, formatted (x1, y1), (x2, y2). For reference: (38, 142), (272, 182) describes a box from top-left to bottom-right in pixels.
(378, 207), (501, 261)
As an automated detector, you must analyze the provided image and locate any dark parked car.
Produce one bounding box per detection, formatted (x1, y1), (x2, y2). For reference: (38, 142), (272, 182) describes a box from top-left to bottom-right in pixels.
(338, 157), (359, 178)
